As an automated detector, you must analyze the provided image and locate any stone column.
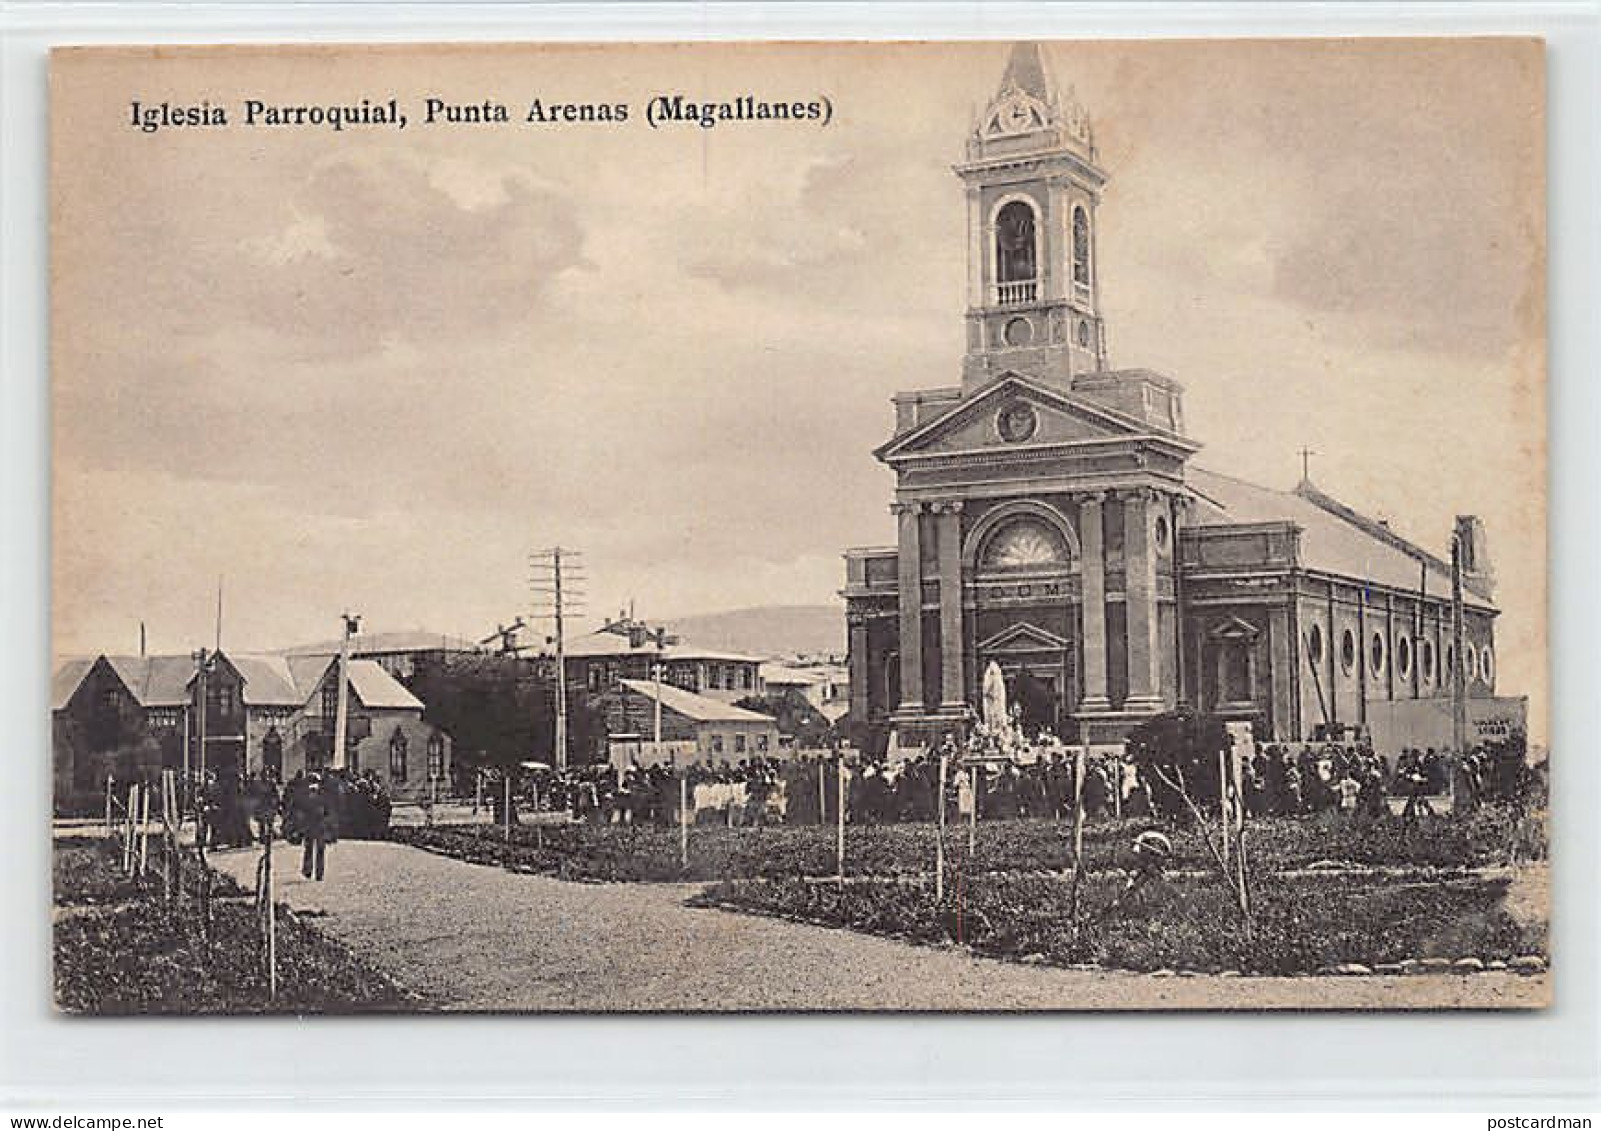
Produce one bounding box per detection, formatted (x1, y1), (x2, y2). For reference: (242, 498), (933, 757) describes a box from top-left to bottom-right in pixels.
(1078, 492), (1111, 712)
(1123, 488), (1164, 711)
(966, 186), (984, 308)
(848, 611), (870, 732)
(934, 501), (966, 708)
(893, 502), (925, 712)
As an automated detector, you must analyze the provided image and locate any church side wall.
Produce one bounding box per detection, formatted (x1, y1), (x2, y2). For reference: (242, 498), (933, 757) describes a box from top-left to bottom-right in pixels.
(1293, 580), (1499, 747)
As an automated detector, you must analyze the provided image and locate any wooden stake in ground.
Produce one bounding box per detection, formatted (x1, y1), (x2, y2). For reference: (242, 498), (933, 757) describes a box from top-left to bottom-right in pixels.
(104, 774), (113, 837)
(123, 783), (137, 875)
(679, 772), (689, 872)
(532, 783), (544, 851)
(1068, 748), (1086, 930)
(935, 754), (947, 902)
(836, 757), (846, 882)
(160, 770), (177, 904)
(264, 820), (277, 1003)
(1219, 744), (1231, 874)
(138, 782), (150, 877)
(503, 774), (512, 843)
(968, 765), (979, 855)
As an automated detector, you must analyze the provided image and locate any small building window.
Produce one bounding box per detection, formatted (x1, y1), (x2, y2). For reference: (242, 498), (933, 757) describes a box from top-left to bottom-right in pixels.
(756, 733), (770, 753)
(996, 200), (1037, 284)
(389, 727), (408, 781)
(1072, 205), (1091, 288)
(1340, 628), (1356, 675)
(734, 733), (747, 755)
(427, 731), (445, 779)
(1464, 643), (1478, 685)
(1306, 623), (1324, 667)
(1219, 639), (1253, 704)
(1395, 635), (1413, 682)
(1480, 646), (1495, 686)
(1420, 638), (1436, 684)
(1369, 631), (1387, 679)
(711, 734), (725, 755)
(262, 727), (283, 779)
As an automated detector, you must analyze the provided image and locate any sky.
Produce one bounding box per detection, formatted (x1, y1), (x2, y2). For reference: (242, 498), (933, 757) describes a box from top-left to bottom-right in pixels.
(50, 40), (1545, 732)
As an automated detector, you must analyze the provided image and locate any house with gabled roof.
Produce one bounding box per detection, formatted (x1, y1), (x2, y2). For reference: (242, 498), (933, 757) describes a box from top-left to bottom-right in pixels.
(52, 648), (452, 810)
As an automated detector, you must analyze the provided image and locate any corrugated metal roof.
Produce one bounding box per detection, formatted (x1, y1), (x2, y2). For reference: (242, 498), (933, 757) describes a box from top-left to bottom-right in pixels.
(283, 630), (478, 657)
(345, 660), (424, 710)
(50, 658), (97, 711)
(616, 679), (774, 724)
(760, 664), (824, 686)
(562, 632), (762, 664)
(101, 655), (195, 707)
(1185, 467), (1489, 607)
(228, 654), (304, 706)
(287, 655), (333, 697)
(53, 650), (422, 714)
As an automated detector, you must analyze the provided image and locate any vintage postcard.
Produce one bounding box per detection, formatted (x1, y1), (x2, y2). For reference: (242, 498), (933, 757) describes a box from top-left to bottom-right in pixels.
(50, 39), (1548, 1013)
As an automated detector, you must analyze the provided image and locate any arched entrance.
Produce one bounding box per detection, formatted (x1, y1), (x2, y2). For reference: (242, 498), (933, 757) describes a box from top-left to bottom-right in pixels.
(975, 622), (1077, 739)
(966, 501), (1081, 739)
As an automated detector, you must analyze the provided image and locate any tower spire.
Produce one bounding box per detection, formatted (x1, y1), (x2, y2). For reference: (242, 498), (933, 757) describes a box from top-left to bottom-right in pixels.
(999, 41), (1052, 103)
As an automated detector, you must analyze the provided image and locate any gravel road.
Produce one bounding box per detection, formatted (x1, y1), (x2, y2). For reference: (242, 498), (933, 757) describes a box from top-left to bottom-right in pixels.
(208, 839), (1549, 1012)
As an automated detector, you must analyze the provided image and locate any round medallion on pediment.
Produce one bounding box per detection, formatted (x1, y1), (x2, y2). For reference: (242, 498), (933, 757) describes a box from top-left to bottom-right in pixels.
(996, 401), (1039, 443)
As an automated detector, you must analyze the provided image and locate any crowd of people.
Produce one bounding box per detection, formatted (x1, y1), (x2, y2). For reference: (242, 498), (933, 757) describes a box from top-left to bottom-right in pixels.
(473, 732), (1533, 831)
(188, 766), (394, 851)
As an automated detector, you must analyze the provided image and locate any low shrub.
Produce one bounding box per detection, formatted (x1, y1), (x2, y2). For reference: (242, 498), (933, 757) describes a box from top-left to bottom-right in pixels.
(694, 871), (1546, 976)
(53, 835), (416, 1014)
(393, 802), (1543, 884)
(54, 901), (413, 1014)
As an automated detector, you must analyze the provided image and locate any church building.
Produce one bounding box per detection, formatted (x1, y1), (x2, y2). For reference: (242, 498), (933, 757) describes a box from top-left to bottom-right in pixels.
(842, 44), (1500, 753)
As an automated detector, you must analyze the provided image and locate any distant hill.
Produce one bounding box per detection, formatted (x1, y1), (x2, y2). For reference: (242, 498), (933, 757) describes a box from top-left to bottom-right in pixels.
(665, 604), (845, 660)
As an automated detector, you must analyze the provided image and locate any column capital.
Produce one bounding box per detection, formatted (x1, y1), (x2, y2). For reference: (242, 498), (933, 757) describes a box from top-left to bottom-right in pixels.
(1076, 489), (1109, 507)
(1115, 485), (1161, 505)
(889, 501), (926, 517)
(930, 499), (965, 516)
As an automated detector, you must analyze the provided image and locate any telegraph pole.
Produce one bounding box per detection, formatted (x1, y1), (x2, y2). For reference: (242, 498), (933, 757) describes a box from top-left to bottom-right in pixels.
(333, 612), (360, 770)
(190, 647), (210, 819)
(1450, 532), (1467, 758)
(531, 547), (586, 770)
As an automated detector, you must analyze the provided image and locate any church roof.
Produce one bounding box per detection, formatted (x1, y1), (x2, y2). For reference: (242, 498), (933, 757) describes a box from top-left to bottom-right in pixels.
(1185, 467), (1494, 608)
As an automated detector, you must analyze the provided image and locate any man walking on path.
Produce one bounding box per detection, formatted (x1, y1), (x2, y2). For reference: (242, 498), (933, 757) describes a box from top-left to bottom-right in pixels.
(296, 772), (339, 881)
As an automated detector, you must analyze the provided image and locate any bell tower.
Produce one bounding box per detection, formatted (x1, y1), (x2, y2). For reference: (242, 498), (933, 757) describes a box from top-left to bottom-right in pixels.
(957, 42), (1108, 391)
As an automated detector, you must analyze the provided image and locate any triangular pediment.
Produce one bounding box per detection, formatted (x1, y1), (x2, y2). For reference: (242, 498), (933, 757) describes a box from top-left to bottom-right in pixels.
(1208, 616), (1261, 641)
(876, 374), (1152, 464)
(977, 622), (1071, 654)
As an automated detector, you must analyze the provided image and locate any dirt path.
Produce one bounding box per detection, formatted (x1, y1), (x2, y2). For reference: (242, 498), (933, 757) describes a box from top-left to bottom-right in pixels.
(207, 839), (1549, 1012)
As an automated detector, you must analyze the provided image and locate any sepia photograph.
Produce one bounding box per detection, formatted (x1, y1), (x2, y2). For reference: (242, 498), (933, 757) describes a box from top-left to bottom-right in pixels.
(49, 38), (1549, 1014)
